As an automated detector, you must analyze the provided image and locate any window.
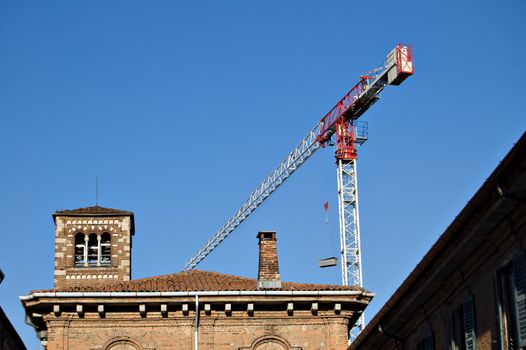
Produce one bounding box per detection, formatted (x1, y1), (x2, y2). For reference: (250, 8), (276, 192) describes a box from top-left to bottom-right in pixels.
(100, 232), (111, 266)
(463, 296), (477, 350)
(73, 232), (112, 267)
(75, 233), (86, 266)
(496, 252), (526, 349)
(449, 307), (462, 350)
(107, 343), (140, 350)
(87, 233), (98, 266)
(416, 335), (434, 350)
(449, 296), (477, 350)
(254, 342), (286, 350)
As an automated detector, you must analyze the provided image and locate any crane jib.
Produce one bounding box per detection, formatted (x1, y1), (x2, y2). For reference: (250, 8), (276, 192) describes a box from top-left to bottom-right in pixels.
(183, 44), (413, 271)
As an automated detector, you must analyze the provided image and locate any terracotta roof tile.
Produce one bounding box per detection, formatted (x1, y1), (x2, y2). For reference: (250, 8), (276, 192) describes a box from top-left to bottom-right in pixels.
(54, 206), (133, 216)
(34, 270), (365, 293)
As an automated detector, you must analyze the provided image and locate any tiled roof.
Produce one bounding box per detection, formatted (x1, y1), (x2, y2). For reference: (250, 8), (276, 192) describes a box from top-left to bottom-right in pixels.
(35, 270), (365, 293)
(54, 206), (133, 216)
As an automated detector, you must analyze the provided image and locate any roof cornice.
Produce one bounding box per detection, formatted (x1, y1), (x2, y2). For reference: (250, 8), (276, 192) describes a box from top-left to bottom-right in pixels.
(21, 290), (374, 300)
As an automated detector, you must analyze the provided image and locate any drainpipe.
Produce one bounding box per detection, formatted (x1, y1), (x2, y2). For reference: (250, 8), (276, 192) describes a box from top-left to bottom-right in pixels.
(194, 295), (200, 350)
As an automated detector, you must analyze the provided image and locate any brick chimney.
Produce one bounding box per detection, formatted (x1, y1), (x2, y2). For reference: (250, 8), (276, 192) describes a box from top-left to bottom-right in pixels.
(257, 231), (282, 289)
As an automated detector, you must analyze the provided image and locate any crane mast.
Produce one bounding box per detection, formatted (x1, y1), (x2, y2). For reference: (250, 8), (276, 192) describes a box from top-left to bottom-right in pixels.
(183, 46), (414, 326)
(334, 118), (366, 337)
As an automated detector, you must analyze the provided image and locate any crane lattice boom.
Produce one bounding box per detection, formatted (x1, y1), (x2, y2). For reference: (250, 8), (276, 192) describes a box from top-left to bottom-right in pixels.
(183, 44), (413, 272)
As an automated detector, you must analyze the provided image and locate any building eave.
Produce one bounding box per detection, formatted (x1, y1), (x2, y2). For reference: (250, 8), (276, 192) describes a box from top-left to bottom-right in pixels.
(21, 289), (373, 338)
(21, 289), (374, 300)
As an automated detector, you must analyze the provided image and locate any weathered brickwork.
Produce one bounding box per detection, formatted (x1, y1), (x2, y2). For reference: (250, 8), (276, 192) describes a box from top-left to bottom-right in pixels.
(53, 211), (133, 288)
(395, 209), (526, 350)
(40, 308), (353, 350)
(257, 231), (281, 289)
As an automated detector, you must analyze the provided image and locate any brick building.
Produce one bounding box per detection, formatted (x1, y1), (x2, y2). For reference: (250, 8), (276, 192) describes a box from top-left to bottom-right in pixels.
(22, 209), (372, 349)
(1, 269), (27, 350)
(0, 307), (27, 350)
(349, 133), (526, 350)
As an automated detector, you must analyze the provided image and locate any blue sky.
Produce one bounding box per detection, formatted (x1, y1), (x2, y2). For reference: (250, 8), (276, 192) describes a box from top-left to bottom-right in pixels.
(1, 1), (525, 348)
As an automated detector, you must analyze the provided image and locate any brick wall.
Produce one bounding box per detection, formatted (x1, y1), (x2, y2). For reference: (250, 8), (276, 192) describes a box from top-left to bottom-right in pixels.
(43, 304), (353, 350)
(352, 201), (526, 350)
(53, 215), (132, 288)
(398, 204), (526, 350)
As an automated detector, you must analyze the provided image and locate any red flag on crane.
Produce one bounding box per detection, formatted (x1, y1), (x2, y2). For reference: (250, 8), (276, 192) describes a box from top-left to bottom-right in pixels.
(324, 202), (329, 224)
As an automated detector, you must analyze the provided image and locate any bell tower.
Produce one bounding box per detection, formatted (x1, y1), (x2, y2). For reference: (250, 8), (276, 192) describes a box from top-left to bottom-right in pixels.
(52, 206), (135, 288)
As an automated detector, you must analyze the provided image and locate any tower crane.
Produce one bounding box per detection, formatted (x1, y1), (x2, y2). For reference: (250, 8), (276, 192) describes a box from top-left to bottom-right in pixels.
(183, 44), (413, 333)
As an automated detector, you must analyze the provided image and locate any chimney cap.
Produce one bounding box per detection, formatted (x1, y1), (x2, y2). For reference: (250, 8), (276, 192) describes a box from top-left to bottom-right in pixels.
(257, 231), (277, 241)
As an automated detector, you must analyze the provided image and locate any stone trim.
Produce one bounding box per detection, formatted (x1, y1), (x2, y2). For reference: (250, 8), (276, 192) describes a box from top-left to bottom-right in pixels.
(240, 334), (302, 349)
(90, 336), (155, 350)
